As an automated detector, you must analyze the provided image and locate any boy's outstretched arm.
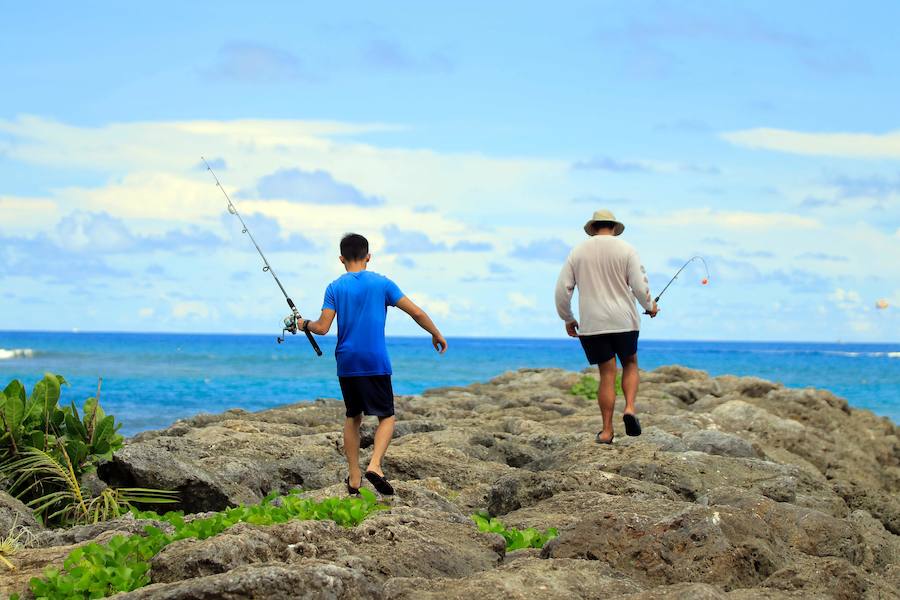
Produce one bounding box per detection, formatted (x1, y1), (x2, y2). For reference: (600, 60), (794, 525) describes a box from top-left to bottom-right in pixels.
(395, 297), (447, 353)
(303, 309), (336, 335)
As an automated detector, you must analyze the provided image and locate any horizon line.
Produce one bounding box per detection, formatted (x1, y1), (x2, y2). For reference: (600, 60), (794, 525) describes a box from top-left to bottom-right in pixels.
(0, 329), (897, 346)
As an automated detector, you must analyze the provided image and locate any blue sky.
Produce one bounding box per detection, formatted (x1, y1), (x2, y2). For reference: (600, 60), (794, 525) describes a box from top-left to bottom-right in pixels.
(1, 1), (898, 341)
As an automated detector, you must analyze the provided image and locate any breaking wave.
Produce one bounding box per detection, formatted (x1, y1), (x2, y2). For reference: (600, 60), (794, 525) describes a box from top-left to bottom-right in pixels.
(0, 348), (35, 360)
(824, 351), (900, 358)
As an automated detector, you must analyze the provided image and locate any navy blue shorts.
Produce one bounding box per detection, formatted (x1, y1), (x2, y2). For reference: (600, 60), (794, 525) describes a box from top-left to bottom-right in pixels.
(579, 331), (639, 365)
(338, 375), (395, 418)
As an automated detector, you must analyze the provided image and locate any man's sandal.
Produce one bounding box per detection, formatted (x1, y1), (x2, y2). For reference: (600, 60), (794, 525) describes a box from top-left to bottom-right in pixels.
(623, 413), (642, 437)
(595, 432), (615, 445)
(365, 471), (395, 496)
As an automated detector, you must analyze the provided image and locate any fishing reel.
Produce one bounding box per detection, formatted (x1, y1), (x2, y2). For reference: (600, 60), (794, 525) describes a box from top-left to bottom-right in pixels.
(276, 312), (323, 355)
(277, 313), (300, 344)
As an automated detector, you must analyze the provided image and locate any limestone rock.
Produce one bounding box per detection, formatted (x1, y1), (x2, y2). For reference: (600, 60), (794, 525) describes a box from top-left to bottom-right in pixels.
(4, 365), (896, 600)
(0, 490), (40, 537)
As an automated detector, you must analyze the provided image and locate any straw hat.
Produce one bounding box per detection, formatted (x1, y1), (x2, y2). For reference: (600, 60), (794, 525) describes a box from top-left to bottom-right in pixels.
(584, 209), (625, 236)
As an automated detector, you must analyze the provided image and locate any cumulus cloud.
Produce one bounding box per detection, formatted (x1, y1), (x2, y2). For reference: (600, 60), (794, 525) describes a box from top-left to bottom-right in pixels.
(382, 225), (446, 253)
(829, 173), (900, 199)
(361, 39), (453, 72)
(0, 235), (131, 283)
(195, 157), (227, 171)
(595, 7), (868, 78)
(797, 252), (848, 262)
(572, 156), (719, 175)
(204, 42), (315, 83)
(57, 211), (226, 253)
(723, 127), (900, 159)
(406, 292), (451, 318)
(171, 300), (217, 320)
(645, 208), (820, 230)
(512, 239), (570, 262)
(252, 168), (384, 206)
(223, 213), (316, 252)
(0, 196), (60, 230)
(572, 156), (649, 173)
(452, 240), (492, 252)
(508, 292), (536, 309)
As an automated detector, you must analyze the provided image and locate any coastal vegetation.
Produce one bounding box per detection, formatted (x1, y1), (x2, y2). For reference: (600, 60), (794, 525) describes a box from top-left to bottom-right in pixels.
(17, 488), (386, 599)
(569, 373), (623, 398)
(471, 512), (558, 551)
(0, 374), (176, 527)
(3, 367), (897, 598)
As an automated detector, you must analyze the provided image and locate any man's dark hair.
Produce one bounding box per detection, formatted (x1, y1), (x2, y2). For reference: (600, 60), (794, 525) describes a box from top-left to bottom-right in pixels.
(340, 233), (369, 260)
(592, 220), (617, 232)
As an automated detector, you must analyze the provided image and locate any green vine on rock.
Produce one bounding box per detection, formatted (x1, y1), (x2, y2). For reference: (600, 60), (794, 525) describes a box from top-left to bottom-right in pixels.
(569, 374), (623, 399)
(471, 512), (558, 551)
(18, 488), (386, 600)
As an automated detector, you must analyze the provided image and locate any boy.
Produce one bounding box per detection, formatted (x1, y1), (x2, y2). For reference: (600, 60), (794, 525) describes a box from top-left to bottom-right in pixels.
(302, 233), (447, 495)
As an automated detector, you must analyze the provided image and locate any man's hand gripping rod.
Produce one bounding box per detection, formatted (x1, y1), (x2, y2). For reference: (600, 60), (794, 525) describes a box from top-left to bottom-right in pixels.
(202, 157), (322, 356)
(644, 256), (709, 315)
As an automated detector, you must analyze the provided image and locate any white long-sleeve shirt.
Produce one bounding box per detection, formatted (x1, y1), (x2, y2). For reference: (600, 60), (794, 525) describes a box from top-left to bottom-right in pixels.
(555, 235), (654, 335)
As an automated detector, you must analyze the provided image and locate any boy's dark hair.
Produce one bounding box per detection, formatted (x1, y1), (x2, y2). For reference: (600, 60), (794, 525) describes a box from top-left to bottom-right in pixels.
(340, 233), (369, 260)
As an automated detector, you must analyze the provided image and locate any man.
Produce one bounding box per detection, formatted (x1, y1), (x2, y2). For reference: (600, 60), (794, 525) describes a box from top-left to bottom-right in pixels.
(303, 233), (447, 495)
(555, 210), (658, 444)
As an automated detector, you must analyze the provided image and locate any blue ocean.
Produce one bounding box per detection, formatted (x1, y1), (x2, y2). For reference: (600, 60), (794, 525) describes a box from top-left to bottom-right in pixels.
(1, 331), (897, 435)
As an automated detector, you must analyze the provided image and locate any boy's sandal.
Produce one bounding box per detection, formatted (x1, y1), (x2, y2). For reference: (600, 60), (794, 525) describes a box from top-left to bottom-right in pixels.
(345, 477), (360, 496)
(623, 413), (642, 437)
(365, 471), (395, 496)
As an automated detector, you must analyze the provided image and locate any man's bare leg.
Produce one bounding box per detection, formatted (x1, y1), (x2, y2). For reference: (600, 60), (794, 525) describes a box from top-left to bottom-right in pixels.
(344, 414), (363, 487)
(620, 354), (639, 416)
(366, 415), (395, 476)
(597, 357), (617, 442)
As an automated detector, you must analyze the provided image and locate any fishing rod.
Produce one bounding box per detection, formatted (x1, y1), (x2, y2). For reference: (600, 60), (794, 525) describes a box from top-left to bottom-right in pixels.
(645, 255), (709, 315)
(202, 157), (322, 356)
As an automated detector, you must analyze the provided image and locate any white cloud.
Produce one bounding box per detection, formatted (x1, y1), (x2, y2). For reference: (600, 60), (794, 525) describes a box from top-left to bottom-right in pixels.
(643, 208), (821, 230)
(508, 292), (536, 309)
(0, 116), (565, 219)
(2, 115), (898, 341)
(171, 301), (216, 320)
(406, 292), (451, 318)
(722, 127), (900, 159)
(138, 307), (155, 319)
(829, 288), (863, 312)
(0, 196), (60, 231)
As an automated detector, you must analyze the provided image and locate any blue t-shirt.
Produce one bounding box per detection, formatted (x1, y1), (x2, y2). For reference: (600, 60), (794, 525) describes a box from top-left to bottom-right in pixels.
(322, 271), (404, 377)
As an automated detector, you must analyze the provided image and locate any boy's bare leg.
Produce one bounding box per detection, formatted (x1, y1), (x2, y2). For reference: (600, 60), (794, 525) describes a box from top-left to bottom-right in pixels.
(597, 358), (617, 442)
(621, 354), (639, 416)
(344, 414), (363, 487)
(366, 415), (395, 476)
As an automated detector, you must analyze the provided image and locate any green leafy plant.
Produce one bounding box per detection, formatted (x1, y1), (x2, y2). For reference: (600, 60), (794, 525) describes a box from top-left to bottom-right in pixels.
(471, 512), (558, 551)
(569, 374), (623, 399)
(24, 488), (386, 599)
(1, 374), (176, 526)
(0, 518), (28, 571)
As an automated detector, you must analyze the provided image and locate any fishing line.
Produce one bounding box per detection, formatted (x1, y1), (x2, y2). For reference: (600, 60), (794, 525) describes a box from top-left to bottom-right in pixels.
(646, 256), (710, 314)
(202, 157), (322, 356)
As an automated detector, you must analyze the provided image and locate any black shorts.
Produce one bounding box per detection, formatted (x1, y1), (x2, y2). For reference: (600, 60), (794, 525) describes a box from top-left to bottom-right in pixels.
(579, 331), (639, 365)
(338, 375), (395, 418)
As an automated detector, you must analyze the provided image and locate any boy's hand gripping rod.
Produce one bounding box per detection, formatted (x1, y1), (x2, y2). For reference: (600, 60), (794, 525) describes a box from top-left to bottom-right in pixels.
(202, 157), (322, 356)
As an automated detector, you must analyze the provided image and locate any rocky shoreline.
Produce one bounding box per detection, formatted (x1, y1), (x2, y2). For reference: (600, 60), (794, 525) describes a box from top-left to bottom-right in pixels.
(2, 365), (899, 599)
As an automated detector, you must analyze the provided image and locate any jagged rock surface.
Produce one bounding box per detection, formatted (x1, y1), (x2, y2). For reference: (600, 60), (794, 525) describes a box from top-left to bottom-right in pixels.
(2, 366), (898, 599)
